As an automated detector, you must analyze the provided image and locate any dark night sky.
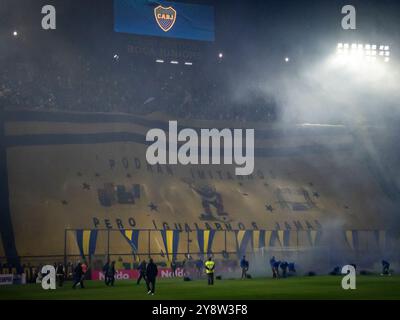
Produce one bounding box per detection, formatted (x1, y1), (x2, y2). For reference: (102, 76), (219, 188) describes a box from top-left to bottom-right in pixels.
(1, 0), (399, 106)
(2, 0), (399, 57)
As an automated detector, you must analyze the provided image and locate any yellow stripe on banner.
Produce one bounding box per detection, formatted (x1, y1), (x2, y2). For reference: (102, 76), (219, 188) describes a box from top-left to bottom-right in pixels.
(125, 230), (133, 241)
(310, 230), (317, 246)
(345, 231), (354, 250)
(204, 230), (210, 254)
(237, 230), (245, 247)
(167, 230), (173, 259)
(265, 231), (272, 247)
(83, 230), (91, 256)
(253, 230), (260, 249)
(277, 230), (284, 247)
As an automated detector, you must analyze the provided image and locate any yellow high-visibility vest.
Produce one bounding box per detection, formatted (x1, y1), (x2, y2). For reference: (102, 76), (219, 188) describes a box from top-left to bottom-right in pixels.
(204, 260), (215, 274)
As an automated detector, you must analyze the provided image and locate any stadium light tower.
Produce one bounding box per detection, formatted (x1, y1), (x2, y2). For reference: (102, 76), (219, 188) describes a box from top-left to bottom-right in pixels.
(13, 30), (18, 37)
(336, 42), (391, 63)
(218, 52), (223, 59)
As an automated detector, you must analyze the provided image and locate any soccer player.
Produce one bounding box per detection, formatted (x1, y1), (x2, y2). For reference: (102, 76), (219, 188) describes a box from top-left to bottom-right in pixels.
(56, 263), (65, 287)
(381, 260), (390, 276)
(103, 259), (110, 285)
(146, 258), (158, 295)
(288, 262), (296, 276)
(280, 261), (288, 278)
(106, 261), (116, 286)
(170, 259), (177, 278)
(196, 259), (203, 278)
(72, 261), (84, 289)
(269, 256), (277, 278)
(240, 256), (249, 279)
(137, 259), (147, 285)
(204, 257), (215, 285)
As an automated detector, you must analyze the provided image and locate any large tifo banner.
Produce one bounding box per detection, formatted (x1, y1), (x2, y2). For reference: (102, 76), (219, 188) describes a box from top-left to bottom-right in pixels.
(114, 0), (215, 41)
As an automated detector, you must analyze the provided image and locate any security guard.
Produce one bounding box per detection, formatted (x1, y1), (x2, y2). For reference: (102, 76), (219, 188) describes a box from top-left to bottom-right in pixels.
(204, 257), (215, 285)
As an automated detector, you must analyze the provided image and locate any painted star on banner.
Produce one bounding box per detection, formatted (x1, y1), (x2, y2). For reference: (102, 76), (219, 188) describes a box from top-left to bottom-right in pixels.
(148, 202), (158, 211)
(83, 183), (91, 190)
(265, 204), (274, 212)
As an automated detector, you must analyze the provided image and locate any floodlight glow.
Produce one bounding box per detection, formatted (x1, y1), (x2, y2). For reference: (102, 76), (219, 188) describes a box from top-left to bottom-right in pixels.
(336, 42), (391, 63)
(13, 31), (18, 36)
(170, 60), (179, 64)
(184, 62), (193, 65)
(156, 59), (164, 63)
(285, 57), (290, 62)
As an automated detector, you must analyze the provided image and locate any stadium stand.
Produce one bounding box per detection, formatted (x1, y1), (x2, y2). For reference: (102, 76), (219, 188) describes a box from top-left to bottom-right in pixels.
(0, 110), (397, 271)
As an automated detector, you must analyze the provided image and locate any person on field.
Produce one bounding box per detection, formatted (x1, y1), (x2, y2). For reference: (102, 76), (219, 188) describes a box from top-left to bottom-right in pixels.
(280, 261), (288, 278)
(56, 263), (65, 287)
(270, 257), (280, 278)
(381, 260), (390, 275)
(106, 261), (116, 286)
(72, 261), (84, 289)
(196, 259), (203, 278)
(204, 257), (215, 285)
(81, 260), (88, 285)
(146, 258), (158, 295)
(240, 256), (249, 279)
(137, 260), (147, 285)
(170, 259), (177, 277)
(103, 260), (110, 285)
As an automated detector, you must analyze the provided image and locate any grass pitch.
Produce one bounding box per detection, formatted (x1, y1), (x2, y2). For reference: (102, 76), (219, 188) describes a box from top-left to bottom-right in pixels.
(0, 276), (399, 300)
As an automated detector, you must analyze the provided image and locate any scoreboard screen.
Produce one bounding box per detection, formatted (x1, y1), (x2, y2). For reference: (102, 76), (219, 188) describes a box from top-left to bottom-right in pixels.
(114, 0), (215, 41)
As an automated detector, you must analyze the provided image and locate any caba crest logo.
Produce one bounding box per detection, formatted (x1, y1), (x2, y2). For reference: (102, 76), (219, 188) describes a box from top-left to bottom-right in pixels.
(154, 5), (177, 32)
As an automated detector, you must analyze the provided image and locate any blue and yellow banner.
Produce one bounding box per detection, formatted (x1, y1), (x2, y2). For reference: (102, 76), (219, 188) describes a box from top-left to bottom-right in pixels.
(252, 230), (266, 251)
(345, 230), (359, 250)
(235, 230), (252, 258)
(160, 229), (180, 261)
(307, 230), (321, 246)
(276, 230), (290, 247)
(75, 229), (98, 260)
(120, 229), (140, 258)
(197, 229), (215, 258)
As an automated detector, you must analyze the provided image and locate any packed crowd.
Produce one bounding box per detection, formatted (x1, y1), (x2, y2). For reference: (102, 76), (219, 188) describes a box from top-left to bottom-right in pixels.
(0, 55), (278, 122)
